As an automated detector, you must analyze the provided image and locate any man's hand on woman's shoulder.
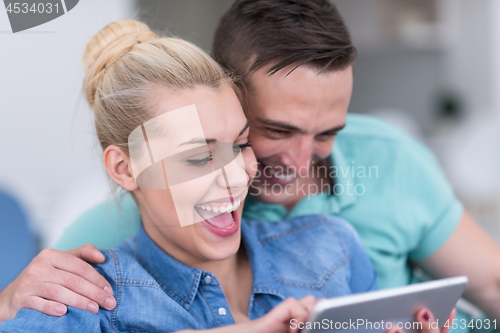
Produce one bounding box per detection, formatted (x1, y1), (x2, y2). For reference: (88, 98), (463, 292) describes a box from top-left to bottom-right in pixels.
(0, 243), (116, 322)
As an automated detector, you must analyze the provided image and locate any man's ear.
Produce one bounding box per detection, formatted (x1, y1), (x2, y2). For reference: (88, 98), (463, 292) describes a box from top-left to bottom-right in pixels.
(103, 145), (138, 191)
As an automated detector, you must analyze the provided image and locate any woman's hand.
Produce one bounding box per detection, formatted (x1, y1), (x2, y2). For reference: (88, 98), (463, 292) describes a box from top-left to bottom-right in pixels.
(253, 296), (318, 333)
(179, 296), (318, 333)
(387, 307), (457, 333)
(0, 244), (116, 322)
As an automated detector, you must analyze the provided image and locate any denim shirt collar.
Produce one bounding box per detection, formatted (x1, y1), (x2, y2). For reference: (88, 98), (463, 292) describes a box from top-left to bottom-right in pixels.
(135, 222), (285, 311)
(136, 224), (202, 310)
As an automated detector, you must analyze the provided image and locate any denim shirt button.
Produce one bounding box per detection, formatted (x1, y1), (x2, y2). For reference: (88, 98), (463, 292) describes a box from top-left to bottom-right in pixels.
(218, 307), (227, 316)
(204, 275), (212, 284)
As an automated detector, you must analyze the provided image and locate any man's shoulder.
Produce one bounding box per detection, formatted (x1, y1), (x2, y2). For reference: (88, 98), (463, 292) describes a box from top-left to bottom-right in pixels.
(338, 114), (437, 167)
(341, 114), (416, 145)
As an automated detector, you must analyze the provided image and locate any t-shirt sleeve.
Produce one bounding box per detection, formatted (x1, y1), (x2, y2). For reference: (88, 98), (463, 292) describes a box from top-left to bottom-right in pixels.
(399, 137), (463, 261)
(53, 192), (141, 251)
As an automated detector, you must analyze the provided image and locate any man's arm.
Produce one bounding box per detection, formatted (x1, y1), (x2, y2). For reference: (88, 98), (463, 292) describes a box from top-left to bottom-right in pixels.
(0, 244), (116, 322)
(417, 210), (500, 319)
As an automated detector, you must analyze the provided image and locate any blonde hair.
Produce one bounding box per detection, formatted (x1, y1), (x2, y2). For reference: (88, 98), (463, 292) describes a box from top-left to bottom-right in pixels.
(83, 19), (234, 156)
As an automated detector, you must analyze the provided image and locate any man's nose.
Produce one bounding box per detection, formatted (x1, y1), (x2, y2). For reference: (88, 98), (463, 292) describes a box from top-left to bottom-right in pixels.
(280, 137), (314, 177)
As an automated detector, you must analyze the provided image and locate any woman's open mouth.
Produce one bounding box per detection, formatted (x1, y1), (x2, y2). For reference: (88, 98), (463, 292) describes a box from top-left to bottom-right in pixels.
(194, 207), (240, 237)
(193, 192), (245, 237)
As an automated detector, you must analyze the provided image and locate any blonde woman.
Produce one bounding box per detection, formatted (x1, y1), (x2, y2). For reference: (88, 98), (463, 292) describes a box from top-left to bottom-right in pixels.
(0, 20), (449, 333)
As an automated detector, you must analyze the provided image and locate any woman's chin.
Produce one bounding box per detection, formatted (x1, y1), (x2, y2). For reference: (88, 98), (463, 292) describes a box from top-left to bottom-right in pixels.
(191, 209), (242, 260)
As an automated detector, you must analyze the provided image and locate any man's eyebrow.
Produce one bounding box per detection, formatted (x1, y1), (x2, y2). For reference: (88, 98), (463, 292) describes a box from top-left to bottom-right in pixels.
(258, 118), (346, 135)
(238, 121), (250, 137)
(258, 118), (304, 133)
(318, 124), (346, 135)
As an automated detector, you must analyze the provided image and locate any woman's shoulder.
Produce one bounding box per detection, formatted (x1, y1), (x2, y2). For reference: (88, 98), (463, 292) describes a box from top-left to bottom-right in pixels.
(93, 238), (162, 288)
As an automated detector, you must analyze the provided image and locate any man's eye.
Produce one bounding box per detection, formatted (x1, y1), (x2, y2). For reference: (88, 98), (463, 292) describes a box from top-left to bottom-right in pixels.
(315, 133), (337, 142)
(267, 128), (289, 136)
(186, 156), (212, 167)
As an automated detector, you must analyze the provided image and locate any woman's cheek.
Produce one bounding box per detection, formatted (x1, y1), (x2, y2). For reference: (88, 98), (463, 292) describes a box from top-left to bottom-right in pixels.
(243, 149), (258, 182)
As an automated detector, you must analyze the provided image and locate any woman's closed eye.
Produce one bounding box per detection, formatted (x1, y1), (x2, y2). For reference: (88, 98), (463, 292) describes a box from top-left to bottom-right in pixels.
(186, 141), (251, 167)
(238, 141), (252, 150)
(186, 154), (213, 167)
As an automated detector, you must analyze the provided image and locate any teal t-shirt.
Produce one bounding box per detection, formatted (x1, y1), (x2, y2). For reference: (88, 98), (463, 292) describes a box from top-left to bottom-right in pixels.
(56, 114), (463, 289)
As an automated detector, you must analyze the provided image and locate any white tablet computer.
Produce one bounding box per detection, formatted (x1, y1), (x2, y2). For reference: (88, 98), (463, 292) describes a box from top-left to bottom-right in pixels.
(301, 276), (468, 333)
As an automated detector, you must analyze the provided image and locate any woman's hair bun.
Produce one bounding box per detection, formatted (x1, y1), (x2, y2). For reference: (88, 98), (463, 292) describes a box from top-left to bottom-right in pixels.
(83, 20), (157, 104)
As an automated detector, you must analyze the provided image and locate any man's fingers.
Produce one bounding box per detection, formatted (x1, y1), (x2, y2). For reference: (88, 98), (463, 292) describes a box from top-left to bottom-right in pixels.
(42, 249), (113, 296)
(33, 248), (115, 310)
(66, 244), (105, 264)
(34, 282), (111, 313)
(22, 295), (68, 317)
(50, 272), (116, 311)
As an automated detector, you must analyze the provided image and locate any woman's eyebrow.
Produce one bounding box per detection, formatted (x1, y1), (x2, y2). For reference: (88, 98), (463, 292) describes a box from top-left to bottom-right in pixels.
(179, 122), (249, 146)
(238, 121), (250, 137)
(179, 138), (217, 146)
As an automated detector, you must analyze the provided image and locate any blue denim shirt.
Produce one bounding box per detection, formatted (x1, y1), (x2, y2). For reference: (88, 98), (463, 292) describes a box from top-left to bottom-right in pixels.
(0, 215), (377, 333)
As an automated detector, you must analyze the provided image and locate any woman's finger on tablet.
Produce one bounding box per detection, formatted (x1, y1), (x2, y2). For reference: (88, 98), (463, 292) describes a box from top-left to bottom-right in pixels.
(385, 326), (402, 333)
(298, 295), (316, 314)
(253, 297), (311, 333)
(441, 308), (457, 333)
(415, 307), (456, 333)
(287, 298), (310, 333)
(415, 307), (436, 333)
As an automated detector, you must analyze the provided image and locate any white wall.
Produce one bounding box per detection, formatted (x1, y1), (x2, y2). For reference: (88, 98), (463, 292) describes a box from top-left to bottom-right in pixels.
(0, 0), (135, 247)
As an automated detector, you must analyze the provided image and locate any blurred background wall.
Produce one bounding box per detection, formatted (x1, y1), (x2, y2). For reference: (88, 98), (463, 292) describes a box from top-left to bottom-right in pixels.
(1, 0), (500, 256)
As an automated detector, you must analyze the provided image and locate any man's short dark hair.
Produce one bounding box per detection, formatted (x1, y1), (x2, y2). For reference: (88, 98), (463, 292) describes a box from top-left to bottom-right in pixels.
(212, 0), (356, 77)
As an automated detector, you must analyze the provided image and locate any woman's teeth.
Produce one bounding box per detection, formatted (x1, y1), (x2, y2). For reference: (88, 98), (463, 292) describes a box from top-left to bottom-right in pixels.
(196, 199), (241, 213)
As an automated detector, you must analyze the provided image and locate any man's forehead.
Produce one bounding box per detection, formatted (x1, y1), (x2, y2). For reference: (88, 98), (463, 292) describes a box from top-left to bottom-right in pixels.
(247, 62), (351, 84)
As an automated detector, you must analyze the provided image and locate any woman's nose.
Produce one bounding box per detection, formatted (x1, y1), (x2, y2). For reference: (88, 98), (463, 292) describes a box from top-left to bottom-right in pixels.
(216, 157), (249, 191)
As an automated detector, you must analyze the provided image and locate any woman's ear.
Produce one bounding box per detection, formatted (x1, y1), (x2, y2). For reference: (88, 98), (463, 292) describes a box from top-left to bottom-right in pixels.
(103, 145), (138, 191)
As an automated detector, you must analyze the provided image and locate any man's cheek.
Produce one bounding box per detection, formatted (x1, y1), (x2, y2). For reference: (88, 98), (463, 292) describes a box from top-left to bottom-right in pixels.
(249, 138), (277, 159)
(316, 139), (336, 159)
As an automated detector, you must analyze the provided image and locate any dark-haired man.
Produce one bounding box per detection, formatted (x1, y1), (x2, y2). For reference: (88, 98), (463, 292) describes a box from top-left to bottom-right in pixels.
(1, 0), (500, 327)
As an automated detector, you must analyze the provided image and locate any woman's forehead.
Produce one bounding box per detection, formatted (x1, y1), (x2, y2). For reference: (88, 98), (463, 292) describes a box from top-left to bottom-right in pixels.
(149, 85), (246, 142)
